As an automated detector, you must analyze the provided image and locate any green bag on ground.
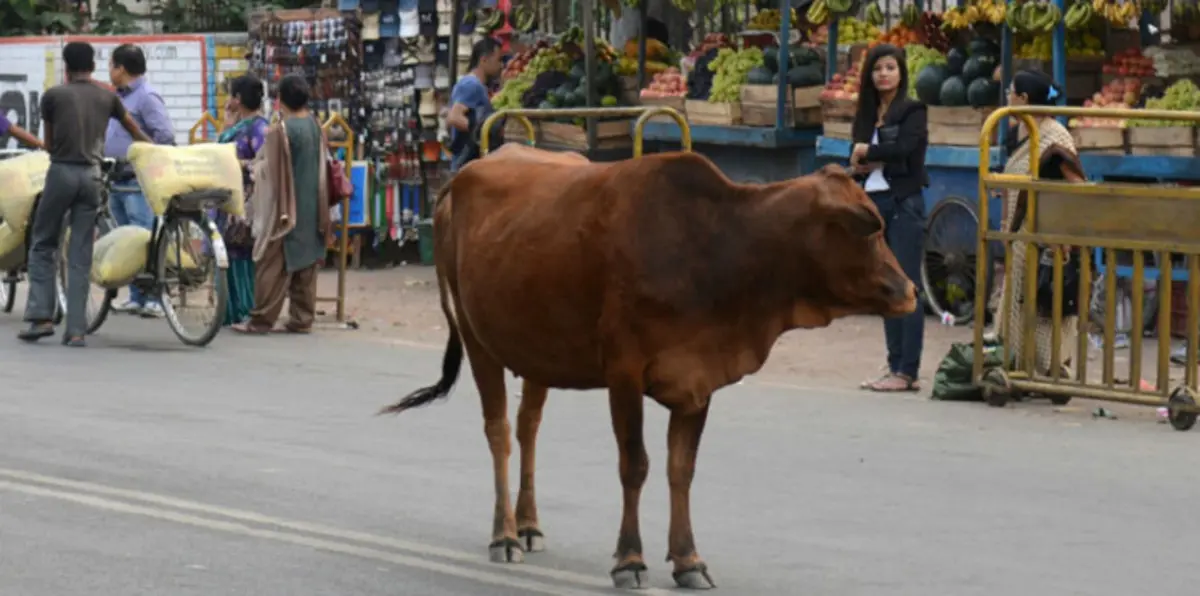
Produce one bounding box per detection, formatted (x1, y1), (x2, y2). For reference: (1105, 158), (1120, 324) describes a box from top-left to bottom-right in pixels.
(931, 340), (1005, 401)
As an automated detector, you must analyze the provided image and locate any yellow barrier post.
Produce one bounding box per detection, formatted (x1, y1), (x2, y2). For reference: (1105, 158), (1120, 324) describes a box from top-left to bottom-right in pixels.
(322, 113), (355, 324)
(973, 105), (1200, 430)
(479, 106), (691, 156)
(187, 112), (222, 145)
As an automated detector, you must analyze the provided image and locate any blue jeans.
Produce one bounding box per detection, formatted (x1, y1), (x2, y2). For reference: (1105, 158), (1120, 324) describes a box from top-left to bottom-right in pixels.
(109, 183), (158, 306)
(870, 191), (926, 379)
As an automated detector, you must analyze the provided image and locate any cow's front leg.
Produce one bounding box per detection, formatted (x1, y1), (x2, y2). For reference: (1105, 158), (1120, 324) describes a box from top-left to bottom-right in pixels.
(515, 380), (548, 552)
(666, 399), (716, 589)
(608, 381), (650, 589)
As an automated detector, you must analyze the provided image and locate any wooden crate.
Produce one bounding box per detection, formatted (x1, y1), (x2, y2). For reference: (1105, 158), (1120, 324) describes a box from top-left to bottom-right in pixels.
(927, 106), (997, 146)
(1071, 127), (1126, 153)
(540, 120), (633, 151)
(739, 85), (823, 127)
(503, 118), (540, 145)
(821, 97), (856, 119)
(823, 120), (852, 139)
(638, 95), (686, 123)
(685, 100), (742, 126)
(1128, 127), (1196, 157)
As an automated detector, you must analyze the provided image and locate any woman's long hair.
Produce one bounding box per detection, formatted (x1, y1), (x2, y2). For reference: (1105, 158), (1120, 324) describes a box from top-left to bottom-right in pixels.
(852, 44), (909, 139)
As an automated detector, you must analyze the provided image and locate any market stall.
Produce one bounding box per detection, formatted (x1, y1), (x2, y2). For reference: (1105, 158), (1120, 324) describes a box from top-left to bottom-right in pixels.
(634, 0), (828, 181)
(812, 0), (1200, 330)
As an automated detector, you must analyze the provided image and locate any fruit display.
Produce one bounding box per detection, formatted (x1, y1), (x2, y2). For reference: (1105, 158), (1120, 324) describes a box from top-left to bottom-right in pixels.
(1102, 47), (1156, 77)
(1130, 80), (1200, 127)
(747, 8), (798, 31)
(1015, 29), (1103, 60)
(615, 37), (674, 77)
(900, 2), (922, 28)
(919, 12), (952, 52)
(1063, 0), (1097, 31)
(877, 24), (922, 47)
(942, 0), (1008, 29)
(825, 0), (858, 16)
(1005, 0), (1062, 35)
(708, 47), (766, 103)
(639, 68), (687, 99)
(820, 63), (861, 102)
(905, 45), (948, 99)
(493, 46), (572, 110)
(836, 17), (881, 44)
(1145, 46), (1200, 78)
(688, 33), (732, 61)
(492, 30), (625, 113)
(914, 39), (1001, 107)
(746, 44), (823, 87)
(805, 0), (831, 26)
(1070, 78), (1143, 128)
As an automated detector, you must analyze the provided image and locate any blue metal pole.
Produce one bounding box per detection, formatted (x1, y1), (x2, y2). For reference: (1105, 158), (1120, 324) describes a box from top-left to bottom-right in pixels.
(1052, 0), (1067, 124)
(999, 0), (1013, 150)
(777, 0), (791, 129)
(826, 15), (839, 84)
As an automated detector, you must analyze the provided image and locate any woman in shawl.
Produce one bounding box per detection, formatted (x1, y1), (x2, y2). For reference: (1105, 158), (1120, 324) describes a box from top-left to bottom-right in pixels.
(232, 74), (331, 335)
(217, 74), (268, 326)
(991, 69), (1086, 377)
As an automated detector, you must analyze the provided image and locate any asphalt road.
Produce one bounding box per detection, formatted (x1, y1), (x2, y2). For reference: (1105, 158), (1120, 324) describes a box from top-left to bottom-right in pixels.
(0, 313), (1196, 596)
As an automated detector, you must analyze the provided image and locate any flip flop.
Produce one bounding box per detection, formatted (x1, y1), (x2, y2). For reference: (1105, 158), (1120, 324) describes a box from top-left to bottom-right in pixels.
(231, 322), (271, 335)
(866, 373), (920, 393)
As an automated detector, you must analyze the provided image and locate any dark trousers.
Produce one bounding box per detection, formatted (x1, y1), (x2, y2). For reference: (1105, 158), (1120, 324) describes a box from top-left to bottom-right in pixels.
(24, 162), (100, 338)
(869, 190), (926, 378)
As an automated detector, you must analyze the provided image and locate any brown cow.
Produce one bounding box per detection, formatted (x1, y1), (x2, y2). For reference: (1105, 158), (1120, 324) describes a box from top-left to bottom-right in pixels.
(380, 145), (916, 590)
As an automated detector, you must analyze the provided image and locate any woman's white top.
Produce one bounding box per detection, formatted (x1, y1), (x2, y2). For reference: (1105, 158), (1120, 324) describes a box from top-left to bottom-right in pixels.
(863, 129), (890, 193)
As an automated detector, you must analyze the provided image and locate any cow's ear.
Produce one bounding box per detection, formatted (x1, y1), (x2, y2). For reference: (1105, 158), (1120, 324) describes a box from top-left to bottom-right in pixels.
(834, 203), (884, 237)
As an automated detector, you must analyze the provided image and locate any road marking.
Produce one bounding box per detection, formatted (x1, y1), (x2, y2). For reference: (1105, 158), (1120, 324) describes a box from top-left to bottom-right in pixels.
(0, 468), (675, 595)
(0, 480), (594, 595)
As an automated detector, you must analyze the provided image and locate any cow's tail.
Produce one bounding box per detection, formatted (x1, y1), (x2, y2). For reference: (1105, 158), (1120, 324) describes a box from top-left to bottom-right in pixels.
(378, 185), (463, 415)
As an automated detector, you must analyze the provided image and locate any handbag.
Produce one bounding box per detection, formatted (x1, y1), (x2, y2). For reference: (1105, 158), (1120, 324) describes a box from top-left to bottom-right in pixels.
(323, 124), (353, 201)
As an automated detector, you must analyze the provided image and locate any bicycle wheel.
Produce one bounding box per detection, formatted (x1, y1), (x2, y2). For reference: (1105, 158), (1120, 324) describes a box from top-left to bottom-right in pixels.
(157, 215), (227, 347)
(57, 211), (116, 334)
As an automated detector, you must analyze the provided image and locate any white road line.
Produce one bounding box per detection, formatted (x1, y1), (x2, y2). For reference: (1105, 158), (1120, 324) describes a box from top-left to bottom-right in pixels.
(0, 468), (675, 595)
(0, 480), (595, 596)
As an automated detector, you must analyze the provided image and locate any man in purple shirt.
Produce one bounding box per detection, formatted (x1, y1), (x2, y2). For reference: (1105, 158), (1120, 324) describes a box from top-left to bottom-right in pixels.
(104, 43), (176, 318)
(0, 111), (43, 151)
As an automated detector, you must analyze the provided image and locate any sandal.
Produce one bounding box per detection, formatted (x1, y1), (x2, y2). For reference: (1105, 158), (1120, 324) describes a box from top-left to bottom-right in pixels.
(865, 373), (920, 393)
(859, 372), (894, 390)
(231, 322), (271, 335)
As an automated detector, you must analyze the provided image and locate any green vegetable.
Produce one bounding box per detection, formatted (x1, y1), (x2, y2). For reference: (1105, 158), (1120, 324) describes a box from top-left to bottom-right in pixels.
(939, 75), (969, 107)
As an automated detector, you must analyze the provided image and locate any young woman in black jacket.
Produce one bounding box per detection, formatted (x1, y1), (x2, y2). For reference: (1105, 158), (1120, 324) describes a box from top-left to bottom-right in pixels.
(849, 43), (929, 392)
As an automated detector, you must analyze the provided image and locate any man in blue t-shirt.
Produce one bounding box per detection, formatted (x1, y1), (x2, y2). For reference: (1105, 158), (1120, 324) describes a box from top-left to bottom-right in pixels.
(446, 37), (504, 171)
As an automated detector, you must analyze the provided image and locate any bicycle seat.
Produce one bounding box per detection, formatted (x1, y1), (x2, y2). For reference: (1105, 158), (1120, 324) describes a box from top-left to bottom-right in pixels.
(171, 188), (233, 212)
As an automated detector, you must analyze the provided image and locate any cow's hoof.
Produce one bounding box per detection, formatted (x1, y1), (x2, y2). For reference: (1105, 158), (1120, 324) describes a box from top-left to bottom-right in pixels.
(517, 528), (545, 552)
(611, 561), (649, 589)
(672, 563), (716, 590)
(487, 537), (524, 563)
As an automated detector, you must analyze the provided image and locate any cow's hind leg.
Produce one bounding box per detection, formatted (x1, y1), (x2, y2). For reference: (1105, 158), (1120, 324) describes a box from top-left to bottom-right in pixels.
(515, 380), (548, 552)
(608, 380), (650, 589)
(465, 342), (523, 563)
(666, 400), (716, 590)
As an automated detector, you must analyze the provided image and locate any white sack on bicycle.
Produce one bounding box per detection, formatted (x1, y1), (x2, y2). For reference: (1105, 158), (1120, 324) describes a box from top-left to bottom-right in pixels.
(126, 142), (245, 217)
(0, 151), (51, 232)
(91, 225), (199, 289)
(0, 222), (25, 271)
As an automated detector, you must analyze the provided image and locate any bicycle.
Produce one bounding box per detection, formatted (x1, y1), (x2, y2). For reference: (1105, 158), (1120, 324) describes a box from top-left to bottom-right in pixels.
(87, 171), (232, 347)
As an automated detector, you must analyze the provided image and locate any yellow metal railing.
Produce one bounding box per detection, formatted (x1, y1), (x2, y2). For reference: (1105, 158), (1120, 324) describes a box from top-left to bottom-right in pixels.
(479, 106), (691, 156)
(190, 112), (355, 323)
(975, 105), (1200, 430)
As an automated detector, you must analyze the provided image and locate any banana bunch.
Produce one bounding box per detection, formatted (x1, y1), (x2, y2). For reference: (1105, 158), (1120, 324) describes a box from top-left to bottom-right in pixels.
(901, 2), (921, 28)
(1144, 0), (1166, 14)
(943, 0), (1006, 28)
(1007, 1), (1062, 34)
(826, 0), (856, 16)
(806, 0), (830, 25)
(980, 0), (1008, 24)
(865, 1), (885, 26)
(1096, 0), (1138, 27)
(942, 6), (972, 29)
(1064, 0), (1095, 30)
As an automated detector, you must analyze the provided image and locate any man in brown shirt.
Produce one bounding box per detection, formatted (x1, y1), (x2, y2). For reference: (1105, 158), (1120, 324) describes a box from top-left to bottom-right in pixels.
(19, 41), (150, 347)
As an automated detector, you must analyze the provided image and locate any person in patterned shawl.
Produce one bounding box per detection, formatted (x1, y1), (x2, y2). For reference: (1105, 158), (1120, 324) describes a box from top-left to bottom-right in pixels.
(217, 74), (269, 326)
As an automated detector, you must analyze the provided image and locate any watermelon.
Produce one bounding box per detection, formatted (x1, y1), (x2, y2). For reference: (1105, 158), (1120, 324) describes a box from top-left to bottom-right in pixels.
(967, 38), (1000, 58)
(790, 45), (821, 68)
(967, 78), (1001, 107)
(962, 54), (997, 82)
(763, 44), (780, 73)
(940, 76), (969, 106)
(747, 66), (775, 85)
(946, 48), (967, 76)
(916, 64), (950, 105)
(788, 65), (823, 87)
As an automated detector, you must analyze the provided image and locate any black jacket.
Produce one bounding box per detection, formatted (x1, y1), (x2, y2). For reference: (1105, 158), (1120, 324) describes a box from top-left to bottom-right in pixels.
(851, 97), (929, 200)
